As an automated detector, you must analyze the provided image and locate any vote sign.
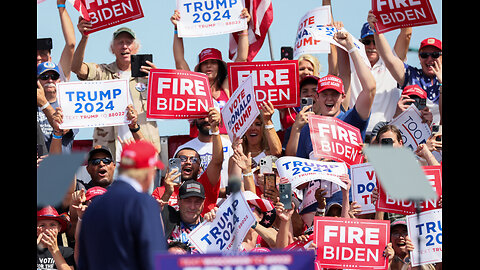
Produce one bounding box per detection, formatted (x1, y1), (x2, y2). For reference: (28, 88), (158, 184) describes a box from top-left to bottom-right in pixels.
(372, 0), (437, 34)
(406, 209), (442, 266)
(294, 6), (332, 59)
(57, 79), (131, 129)
(84, 0), (144, 34)
(227, 60), (300, 109)
(376, 165), (442, 215)
(350, 163), (378, 215)
(309, 115), (364, 167)
(187, 191), (255, 253)
(221, 73), (260, 141)
(314, 216), (390, 270)
(176, 0), (247, 37)
(146, 69), (214, 119)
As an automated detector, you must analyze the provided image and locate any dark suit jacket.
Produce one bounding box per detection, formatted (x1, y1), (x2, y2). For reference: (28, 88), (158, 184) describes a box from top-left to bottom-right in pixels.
(78, 178), (166, 270)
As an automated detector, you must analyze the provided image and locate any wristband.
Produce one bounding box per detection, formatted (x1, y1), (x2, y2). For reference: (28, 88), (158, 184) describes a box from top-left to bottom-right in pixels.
(129, 124), (140, 133)
(251, 220), (258, 229)
(57, 4), (66, 8)
(174, 29), (178, 35)
(52, 133), (63, 139)
(264, 124), (274, 130)
(209, 130), (219, 135)
(39, 102), (49, 111)
(348, 46), (358, 54)
(316, 207), (325, 213)
(242, 171), (253, 177)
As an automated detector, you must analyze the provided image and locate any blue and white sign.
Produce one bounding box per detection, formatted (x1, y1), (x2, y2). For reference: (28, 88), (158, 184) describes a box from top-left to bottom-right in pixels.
(176, 0), (248, 37)
(57, 79), (132, 129)
(350, 163), (377, 215)
(187, 190), (255, 253)
(275, 156), (348, 190)
(406, 209), (442, 267)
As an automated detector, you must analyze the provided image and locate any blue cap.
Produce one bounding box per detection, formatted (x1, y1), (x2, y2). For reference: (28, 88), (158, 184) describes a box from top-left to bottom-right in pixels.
(37, 62), (60, 77)
(360, 22), (375, 39)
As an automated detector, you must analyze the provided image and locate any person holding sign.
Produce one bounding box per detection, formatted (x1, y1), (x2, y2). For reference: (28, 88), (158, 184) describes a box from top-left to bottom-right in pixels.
(152, 107), (223, 215)
(295, 29), (376, 160)
(37, 62), (78, 154)
(367, 11), (442, 126)
(170, 8), (251, 136)
(71, 23), (161, 163)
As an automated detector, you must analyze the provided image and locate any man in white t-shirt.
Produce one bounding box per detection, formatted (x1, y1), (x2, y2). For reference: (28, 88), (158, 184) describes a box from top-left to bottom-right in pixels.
(347, 23), (412, 141)
(174, 117), (233, 194)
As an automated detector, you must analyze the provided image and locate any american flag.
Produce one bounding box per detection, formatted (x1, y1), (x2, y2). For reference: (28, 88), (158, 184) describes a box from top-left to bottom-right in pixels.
(67, 0), (91, 21)
(244, 191), (274, 212)
(228, 0), (273, 62)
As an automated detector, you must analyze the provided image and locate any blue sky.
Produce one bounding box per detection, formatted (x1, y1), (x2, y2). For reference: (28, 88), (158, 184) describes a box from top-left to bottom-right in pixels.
(37, 0), (442, 139)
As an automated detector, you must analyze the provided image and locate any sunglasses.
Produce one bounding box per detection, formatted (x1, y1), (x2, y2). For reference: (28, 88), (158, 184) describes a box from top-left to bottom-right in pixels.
(419, 52), (442, 59)
(361, 39), (375, 46)
(39, 73), (60, 81)
(89, 157), (113, 165)
(178, 155), (199, 164)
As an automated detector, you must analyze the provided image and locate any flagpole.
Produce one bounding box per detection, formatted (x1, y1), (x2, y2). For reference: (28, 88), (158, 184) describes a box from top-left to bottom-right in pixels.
(267, 29), (274, 61)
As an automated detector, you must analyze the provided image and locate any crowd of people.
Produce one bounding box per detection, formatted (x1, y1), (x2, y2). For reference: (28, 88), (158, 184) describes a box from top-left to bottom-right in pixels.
(37, 1), (442, 269)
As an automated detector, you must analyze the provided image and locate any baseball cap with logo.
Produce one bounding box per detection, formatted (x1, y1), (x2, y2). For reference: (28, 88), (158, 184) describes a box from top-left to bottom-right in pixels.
(113, 27), (136, 39)
(402, 85), (427, 99)
(119, 140), (164, 170)
(419, 37), (442, 51)
(85, 186), (107, 201)
(37, 61), (60, 77)
(360, 22), (375, 39)
(317, 75), (345, 95)
(179, 180), (205, 199)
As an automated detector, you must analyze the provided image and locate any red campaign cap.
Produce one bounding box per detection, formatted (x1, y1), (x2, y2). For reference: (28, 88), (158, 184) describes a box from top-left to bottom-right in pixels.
(85, 186), (107, 201)
(37, 206), (69, 233)
(419, 38), (442, 51)
(317, 75), (345, 95)
(402, 84), (427, 99)
(119, 140), (164, 170)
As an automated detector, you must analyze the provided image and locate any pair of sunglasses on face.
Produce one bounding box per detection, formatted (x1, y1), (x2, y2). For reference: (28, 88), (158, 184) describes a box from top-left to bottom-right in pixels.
(419, 51), (442, 59)
(38, 73), (60, 81)
(89, 158), (113, 165)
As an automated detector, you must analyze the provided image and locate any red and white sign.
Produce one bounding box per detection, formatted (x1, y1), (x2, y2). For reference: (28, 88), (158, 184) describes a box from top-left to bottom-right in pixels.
(314, 216), (390, 270)
(227, 60), (300, 109)
(376, 166), (442, 215)
(146, 69), (214, 119)
(84, 0), (144, 34)
(372, 0), (437, 34)
(309, 115), (364, 167)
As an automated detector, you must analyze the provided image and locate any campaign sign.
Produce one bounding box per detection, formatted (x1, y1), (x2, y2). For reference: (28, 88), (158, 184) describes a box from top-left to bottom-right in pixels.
(389, 105), (431, 152)
(221, 73), (260, 142)
(84, 0), (144, 34)
(294, 6), (332, 59)
(406, 209), (442, 267)
(376, 165), (442, 215)
(146, 69), (214, 119)
(306, 26), (371, 68)
(187, 191), (255, 253)
(372, 0), (437, 34)
(314, 216), (389, 269)
(309, 115), (364, 167)
(350, 163), (377, 215)
(176, 0), (247, 37)
(57, 79), (131, 129)
(227, 60), (300, 109)
(275, 156), (348, 190)
(155, 250), (315, 270)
